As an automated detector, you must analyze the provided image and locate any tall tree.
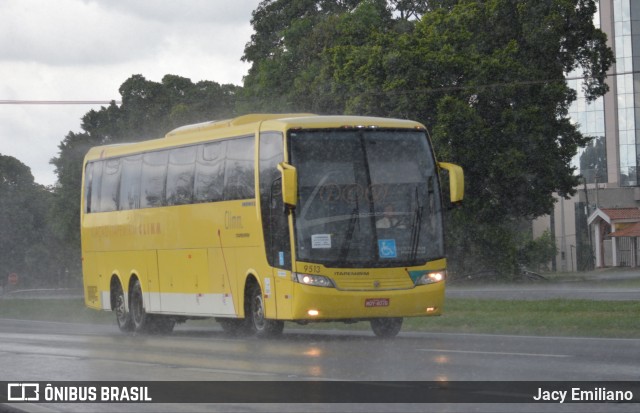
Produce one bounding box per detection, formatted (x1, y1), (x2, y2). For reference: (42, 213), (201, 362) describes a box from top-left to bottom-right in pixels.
(240, 0), (392, 112)
(243, 0), (613, 275)
(0, 155), (60, 287)
(412, 0), (610, 273)
(0, 154), (36, 279)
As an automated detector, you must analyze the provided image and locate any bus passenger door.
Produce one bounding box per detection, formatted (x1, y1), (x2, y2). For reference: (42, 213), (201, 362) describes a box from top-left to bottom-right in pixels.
(268, 182), (293, 319)
(259, 131), (293, 319)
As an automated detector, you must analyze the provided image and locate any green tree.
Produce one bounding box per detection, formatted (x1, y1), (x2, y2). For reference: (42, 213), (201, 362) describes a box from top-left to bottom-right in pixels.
(243, 0), (613, 276)
(0, 154), (35, 280)
(414, 0), (610, 274)
(0, 154), (60, 287)
(240, 0), (396, 112)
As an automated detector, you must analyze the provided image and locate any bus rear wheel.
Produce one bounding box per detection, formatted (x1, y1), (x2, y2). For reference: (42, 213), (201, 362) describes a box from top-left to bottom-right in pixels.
(129, 279), (147, 332)
(247, 283), (284, 337)
(129, 279), (175, 334)
(112, 280), (134, 332)
(370, 317), (403, 338)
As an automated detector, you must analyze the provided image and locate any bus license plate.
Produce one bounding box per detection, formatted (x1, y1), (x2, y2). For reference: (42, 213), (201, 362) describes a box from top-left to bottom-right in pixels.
(365, 298), (389, 307)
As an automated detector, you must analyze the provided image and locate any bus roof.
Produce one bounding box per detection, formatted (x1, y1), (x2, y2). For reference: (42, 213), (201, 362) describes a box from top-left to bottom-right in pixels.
(164, 113), (316, 137)
(83, 114), (425, 161)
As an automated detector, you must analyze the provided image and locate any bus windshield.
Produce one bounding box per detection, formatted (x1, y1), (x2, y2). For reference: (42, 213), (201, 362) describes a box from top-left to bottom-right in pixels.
(289, 128), (443, 268)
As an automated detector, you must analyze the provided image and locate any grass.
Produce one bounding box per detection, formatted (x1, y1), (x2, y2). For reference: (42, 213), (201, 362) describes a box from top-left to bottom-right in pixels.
(404, 299), (640, 338)
(0, 298), (112, 324)
(1, 297), (639, 338)
(540, 273), (640, 288)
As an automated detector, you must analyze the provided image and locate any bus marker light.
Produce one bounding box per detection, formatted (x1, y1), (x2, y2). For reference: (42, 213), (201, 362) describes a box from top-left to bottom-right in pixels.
(308, 309), (320, 317)
(426, 307), (436, 313)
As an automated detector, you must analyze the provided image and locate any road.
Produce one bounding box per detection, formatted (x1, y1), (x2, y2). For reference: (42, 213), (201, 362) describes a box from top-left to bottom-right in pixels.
(446, 284), (640, 300)
(447, 267), (640, 300)
(0, 318), (638, 412)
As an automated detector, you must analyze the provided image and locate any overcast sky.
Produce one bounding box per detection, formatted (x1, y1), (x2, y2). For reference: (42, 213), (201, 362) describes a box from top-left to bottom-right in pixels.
(0, 0), (259, 186)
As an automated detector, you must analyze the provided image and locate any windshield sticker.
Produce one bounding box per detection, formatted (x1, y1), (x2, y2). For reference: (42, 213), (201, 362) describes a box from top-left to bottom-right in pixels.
(312, 234), (332, 249)
(378, 239), (397, 258)
(279, 251), (285, 266)
(264, 277), (271, 296)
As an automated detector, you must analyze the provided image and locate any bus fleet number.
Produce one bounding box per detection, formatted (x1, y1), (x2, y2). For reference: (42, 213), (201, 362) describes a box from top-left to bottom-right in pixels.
(303, 265), (321, 274)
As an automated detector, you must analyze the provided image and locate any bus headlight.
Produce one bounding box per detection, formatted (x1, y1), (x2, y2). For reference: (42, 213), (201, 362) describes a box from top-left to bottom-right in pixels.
(293, 273), (336, 288)
(414, 270), (446, 286)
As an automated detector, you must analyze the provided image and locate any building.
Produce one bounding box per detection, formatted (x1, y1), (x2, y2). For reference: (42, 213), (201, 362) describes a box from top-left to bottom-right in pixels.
(533, 0), (640, 271)
(587, 207), (640, 267)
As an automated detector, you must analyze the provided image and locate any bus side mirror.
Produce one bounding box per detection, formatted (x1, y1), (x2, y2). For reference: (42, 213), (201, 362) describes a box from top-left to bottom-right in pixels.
(277, 162), (298, 208)
(438, 162), (464, 204)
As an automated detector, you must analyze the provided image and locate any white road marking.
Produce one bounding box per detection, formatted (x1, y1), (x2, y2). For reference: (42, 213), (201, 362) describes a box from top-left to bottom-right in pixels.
(416, 348), (571, 358)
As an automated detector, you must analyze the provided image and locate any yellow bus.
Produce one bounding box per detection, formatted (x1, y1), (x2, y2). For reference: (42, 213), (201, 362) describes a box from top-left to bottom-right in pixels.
(81, 114), (463, 337)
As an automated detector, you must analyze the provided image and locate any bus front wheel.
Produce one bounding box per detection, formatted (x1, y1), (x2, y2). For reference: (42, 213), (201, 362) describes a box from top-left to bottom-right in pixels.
(370, 317), (403, 338)
(247, 283), (284, 337)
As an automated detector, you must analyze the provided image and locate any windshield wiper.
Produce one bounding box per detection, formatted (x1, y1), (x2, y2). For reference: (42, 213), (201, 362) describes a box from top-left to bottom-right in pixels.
(339, 193), (359, 262)
(409, 187), (424, 262)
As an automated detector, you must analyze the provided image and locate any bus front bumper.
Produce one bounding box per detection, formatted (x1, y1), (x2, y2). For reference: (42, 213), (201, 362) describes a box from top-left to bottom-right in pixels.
(289, 282), (445, 321)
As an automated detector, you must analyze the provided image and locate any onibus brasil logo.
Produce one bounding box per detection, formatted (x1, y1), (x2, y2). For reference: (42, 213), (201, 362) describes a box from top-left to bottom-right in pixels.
(6, 383), (152, 402)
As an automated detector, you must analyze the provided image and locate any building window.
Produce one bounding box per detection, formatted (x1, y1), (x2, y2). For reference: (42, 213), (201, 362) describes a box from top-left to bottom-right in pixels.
(614, 0), (638, 186)
(569, 3), (607, 184)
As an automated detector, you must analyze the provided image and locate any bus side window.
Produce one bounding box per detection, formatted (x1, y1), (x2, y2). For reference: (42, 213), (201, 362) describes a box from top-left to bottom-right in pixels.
(141, 151), (169, 208)
(224, 136), (255, 200)
(90, 161), (103, 213)
(119, 155), (142, 210)
(166, 146), (196, 206)
(99, 158), (121, 212)
(84, 163), (93, 213)
(194, 141), (226, 203)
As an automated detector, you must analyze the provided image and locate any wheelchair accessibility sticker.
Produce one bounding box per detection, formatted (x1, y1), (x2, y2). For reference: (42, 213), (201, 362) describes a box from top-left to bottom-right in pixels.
(378, 239), (397, 258)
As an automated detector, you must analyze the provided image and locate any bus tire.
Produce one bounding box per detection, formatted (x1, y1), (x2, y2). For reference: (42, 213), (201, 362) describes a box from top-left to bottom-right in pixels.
(129, 278), (148, 333)
(112, 279), (134, 332)
(129, 279), (175, 334)
(247, 283), (284, 337)
(370, 317), (403, 338)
